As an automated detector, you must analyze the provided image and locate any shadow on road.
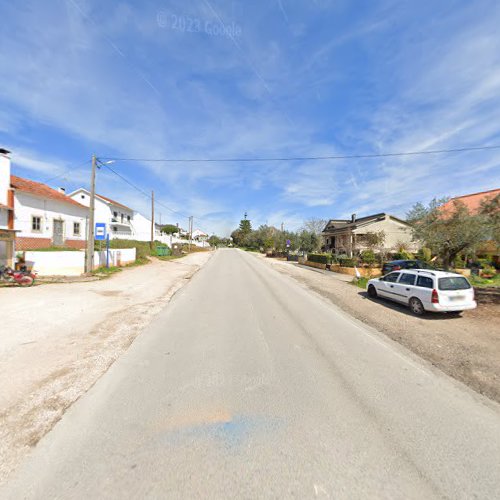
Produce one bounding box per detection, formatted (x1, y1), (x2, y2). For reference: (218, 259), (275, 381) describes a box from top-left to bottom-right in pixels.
(357, 291), (464, 321)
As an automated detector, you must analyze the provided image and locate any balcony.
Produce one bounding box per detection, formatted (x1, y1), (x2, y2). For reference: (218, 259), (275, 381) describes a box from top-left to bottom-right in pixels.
(110, 217), (131, 227)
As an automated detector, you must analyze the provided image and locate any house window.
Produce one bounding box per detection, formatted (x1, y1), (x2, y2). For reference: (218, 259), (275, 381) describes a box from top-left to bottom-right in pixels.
(113, 211), (118, 218)
(81, 195), (85, 200)
(32, 216), (42, 232)
(121, 213), (124, 223)
(127, 215), (131, 222)
(73, 222), (81, 236)
(113, 226), (117, 232)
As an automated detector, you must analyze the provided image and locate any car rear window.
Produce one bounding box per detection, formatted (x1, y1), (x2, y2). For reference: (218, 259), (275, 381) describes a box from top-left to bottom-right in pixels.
(438, 277), (471, 290)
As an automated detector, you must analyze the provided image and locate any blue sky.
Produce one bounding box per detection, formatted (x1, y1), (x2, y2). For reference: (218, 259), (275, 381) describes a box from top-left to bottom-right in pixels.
(1, 0), (500, 235)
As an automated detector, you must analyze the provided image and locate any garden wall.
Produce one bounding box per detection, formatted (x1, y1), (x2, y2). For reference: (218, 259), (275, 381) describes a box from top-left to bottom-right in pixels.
(24, 248), (137, 276)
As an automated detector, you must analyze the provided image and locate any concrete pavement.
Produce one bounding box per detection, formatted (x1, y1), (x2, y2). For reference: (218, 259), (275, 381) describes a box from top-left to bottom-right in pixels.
(2, 249), (500, 499)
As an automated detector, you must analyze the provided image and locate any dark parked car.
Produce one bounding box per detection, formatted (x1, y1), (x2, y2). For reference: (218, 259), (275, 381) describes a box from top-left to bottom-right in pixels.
(382, 259), (434, 275)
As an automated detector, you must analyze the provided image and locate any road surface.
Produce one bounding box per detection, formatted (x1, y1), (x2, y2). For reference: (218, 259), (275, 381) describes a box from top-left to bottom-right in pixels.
(2, 249), (500, 499)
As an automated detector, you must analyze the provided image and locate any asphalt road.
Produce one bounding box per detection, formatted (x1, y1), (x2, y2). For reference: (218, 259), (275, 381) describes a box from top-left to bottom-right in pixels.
(3, 249), (500, 499)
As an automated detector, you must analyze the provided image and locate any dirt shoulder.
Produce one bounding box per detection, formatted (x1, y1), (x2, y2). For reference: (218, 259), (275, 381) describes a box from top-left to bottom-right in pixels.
(0, 252), (212, 484)
(257, 255), (500, 404)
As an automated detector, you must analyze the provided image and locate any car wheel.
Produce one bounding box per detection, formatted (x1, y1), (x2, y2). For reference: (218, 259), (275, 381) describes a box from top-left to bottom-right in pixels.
(409, 297), (425, 316)
(367, 285), (378, 298)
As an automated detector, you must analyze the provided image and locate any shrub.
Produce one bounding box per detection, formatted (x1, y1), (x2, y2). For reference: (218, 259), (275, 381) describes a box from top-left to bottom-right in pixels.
(308, 253), (332, 265)
(417, 247), (432, 262)
(338, 257), (358, 267)
(360, 250), (376, 266)
(392, 250), (414, 260)
(453, 255), (466, 268)
(481, 264), (497, 278)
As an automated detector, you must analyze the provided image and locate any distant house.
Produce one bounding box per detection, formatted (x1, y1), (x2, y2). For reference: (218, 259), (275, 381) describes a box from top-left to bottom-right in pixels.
(322, 213), (416, 256)
(69, 188), (134, 240)
(440, 188), (499, 262)
(192, 229), (209, 242)
(440, 188), (499, 215)
(0, 148), (88, 261)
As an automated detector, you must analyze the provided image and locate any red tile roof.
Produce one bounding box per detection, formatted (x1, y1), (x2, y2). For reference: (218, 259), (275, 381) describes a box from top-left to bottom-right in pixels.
(10, 175), (86, 208)
(96, 193), (132, 211)
(441, 188), (500, 215)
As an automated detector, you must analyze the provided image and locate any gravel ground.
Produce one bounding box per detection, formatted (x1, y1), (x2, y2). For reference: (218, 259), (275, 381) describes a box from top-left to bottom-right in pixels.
(257, 254), (500, 404)
(0, 252), (212, 484)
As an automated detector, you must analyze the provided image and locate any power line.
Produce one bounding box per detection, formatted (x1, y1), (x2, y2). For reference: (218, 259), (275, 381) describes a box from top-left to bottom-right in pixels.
(99, 144), (500, 164)
(42, 159), (90, 184)
(101, 161), (193, 220)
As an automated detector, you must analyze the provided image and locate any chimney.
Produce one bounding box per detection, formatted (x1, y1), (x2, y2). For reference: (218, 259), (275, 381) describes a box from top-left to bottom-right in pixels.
(58, 187), (66, 194)
(351, 213), (356, 223)
(0, 148), (11, 207)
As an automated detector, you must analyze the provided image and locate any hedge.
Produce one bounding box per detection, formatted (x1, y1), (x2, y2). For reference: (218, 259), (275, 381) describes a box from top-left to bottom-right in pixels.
(338, 257), (358, 267)
(308, 253), (332, 265)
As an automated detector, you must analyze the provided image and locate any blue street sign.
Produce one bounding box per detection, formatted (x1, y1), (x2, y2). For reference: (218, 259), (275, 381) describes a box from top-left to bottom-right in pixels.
(95, 223), (106, 241)
(286, 239), (291, 247)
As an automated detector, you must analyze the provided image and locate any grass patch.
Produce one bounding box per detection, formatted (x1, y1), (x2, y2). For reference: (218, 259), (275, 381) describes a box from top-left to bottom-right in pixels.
(350, 277), (369, 289)
(157, 255), (183, 261)
(92, 265), (122, 276)
(470, 273), (500, 288)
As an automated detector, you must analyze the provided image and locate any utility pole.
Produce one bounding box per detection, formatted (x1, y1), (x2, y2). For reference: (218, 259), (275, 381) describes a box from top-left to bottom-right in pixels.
(188, 216), (193, 252)
(85, 154), (97, 273)
(150, 190), (155, 250)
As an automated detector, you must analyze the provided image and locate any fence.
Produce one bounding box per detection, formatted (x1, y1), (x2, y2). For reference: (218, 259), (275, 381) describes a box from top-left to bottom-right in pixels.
(24, 248), (136, 276)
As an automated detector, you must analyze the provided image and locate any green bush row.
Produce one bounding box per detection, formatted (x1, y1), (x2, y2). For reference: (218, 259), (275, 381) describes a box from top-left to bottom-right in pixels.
(308, 253), (332, 265)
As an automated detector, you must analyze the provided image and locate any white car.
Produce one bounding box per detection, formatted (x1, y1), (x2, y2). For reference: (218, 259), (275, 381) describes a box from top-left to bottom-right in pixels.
(367, 269), (477, 315)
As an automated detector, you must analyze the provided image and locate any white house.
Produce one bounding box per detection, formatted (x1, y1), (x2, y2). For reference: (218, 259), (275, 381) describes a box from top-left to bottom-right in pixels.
(322, 213), (418, 256)
(69, 188), (134, 240)
(192, 228), (209, 242)
(0, 149), (16, 266)
(0, 149), (88, 263)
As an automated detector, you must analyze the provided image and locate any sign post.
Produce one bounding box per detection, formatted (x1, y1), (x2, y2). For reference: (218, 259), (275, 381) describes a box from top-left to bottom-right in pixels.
(106, 234), (110, 269)
(95, 223), (106, 271)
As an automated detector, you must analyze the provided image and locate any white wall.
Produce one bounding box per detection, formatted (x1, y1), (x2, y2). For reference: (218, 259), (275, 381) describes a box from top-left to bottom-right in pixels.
(0, 209), (8, 229)
(24, 251), (84, 276)
(25, 248), (137, 276)
(0, 151), (10, 207)
(353, 216), (417, 251)
(14, 192), (87, 242)
(130, 212), (153, 242)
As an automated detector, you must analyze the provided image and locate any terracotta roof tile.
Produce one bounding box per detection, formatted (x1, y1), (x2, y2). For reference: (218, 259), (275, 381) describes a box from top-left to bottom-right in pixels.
(96, 193), (132, 211)
(441, 188), (500, 214)
(10, 175), (86, 209)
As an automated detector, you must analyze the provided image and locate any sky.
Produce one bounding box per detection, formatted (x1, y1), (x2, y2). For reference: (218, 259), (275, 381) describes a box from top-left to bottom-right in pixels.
(1, 0), (500, 236)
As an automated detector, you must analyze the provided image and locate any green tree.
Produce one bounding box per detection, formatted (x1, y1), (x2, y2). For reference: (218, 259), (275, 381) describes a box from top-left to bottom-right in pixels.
(480, 193), (500, 245)
(208, 235), (221, 247)
(160, 224), (179, 235)
(239, 212), (252, 234)
(407, 199), (492, 270)
(297, 230), (320, 252)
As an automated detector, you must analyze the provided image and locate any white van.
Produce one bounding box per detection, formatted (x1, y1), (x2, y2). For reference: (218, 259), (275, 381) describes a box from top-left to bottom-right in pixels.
(367, 269), (477, 315)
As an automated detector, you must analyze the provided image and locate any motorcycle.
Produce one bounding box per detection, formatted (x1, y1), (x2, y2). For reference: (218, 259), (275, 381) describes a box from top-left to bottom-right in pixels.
(0, 265), (36, 287)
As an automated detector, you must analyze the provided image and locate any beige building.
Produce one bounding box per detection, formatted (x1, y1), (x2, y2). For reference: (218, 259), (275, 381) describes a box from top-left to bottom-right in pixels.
(322, 213), (417, 256)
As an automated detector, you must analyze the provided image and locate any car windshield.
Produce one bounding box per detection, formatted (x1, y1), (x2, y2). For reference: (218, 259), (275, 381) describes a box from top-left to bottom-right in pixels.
(438, 277), (471, 290)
